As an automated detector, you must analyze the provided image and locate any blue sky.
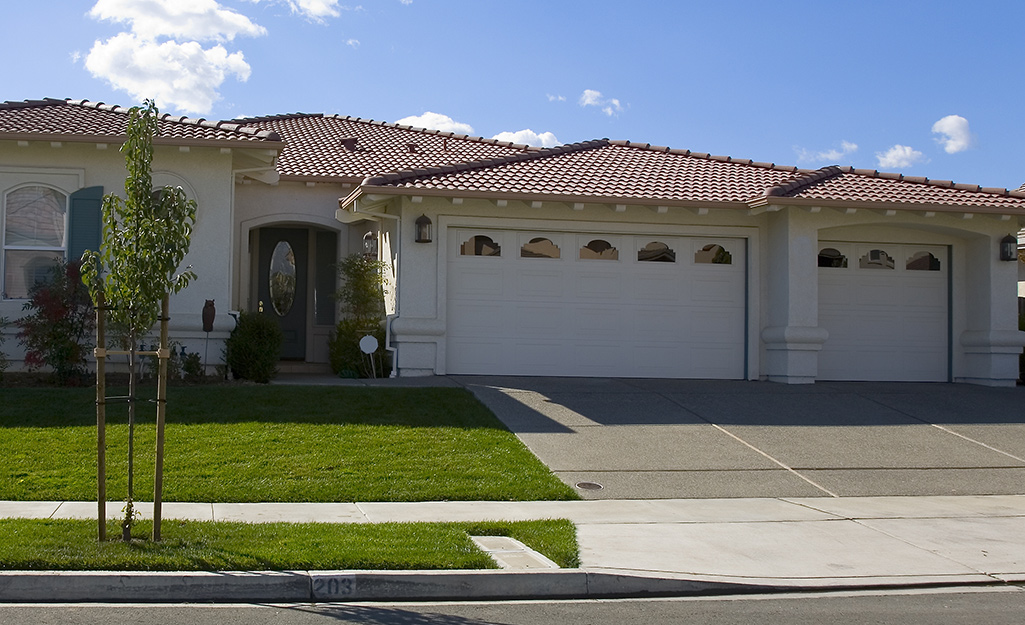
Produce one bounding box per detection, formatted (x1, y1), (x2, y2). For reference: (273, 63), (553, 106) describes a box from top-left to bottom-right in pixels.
(7, 1), (1025, 189)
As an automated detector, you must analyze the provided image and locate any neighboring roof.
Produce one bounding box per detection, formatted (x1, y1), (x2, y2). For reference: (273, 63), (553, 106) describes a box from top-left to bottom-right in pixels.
(0, 99), (282, 146)
(358, 139), (1025, 212)
(232, 113), (538, 182)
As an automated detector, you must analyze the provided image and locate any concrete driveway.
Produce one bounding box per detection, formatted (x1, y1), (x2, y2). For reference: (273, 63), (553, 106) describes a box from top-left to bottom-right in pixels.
(455, 377), (1025, 500)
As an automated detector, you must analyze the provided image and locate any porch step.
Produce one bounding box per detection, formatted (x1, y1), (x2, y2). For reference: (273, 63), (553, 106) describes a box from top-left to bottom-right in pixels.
(276, 362), (333, 375)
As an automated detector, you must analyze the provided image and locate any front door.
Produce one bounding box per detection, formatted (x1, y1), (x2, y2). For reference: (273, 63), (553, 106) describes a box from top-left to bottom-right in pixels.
(257, 228), (308, 360)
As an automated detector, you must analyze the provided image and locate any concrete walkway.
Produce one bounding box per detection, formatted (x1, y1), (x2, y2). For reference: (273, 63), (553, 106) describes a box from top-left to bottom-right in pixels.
(1, 494), (1024, 601)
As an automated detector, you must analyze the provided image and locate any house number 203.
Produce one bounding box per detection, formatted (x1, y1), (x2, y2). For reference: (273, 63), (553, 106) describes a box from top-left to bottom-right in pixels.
(312, 575), (356, 599)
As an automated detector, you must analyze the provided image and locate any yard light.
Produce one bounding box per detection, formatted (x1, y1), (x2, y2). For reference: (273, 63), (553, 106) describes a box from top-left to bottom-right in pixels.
(415, 214), (433, 243)
(999, 234), (1017, 261)
(363, 231), (379, 258)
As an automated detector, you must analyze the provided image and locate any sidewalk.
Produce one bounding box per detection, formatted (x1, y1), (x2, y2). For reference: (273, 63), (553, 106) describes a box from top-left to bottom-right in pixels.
(1, 494), (1024, 601)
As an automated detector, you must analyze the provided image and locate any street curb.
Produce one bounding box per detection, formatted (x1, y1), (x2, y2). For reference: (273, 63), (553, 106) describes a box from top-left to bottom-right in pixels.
(0, 569), (765, 603)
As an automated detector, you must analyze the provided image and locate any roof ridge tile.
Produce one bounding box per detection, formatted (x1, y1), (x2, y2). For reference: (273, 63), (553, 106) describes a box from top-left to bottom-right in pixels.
(765, 165), (846, 197)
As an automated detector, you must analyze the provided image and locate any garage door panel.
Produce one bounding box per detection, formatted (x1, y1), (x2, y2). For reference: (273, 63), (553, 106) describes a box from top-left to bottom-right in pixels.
(448, 303), (506, 335)
(575, 270), (624, 300)
(447, 229), (746, 379)
(516, 267), (564, 298)
(573, 306), (624, 338)
(818, 242), (947, 382)
(449, 265), (505, 298)
(514, 304), (567, 337)
(631, 274), (681, 302)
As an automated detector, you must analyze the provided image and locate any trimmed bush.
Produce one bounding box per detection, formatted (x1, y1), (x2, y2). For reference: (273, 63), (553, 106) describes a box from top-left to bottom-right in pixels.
(330, 319), (387, 378)
(225, 312), (283, 383)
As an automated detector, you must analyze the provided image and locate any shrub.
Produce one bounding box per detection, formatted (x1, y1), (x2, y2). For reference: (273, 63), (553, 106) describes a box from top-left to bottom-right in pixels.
(329, 254), (389, 378)
(182, 350), (204, 382)
(16, 259), (94, 385)
(225, 312), (282, 383)
(330, 319), (387, 378)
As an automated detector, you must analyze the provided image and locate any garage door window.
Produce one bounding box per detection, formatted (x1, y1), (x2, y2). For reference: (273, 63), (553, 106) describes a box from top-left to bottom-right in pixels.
(859, 249), (894, 269)
(906, 251), (941, 271)
(580, 239), (618, 260)
(461, 235), (501, 256)
(694, 243), (732, 264)
(638, 241), (675, 262)
(521, 237), (560, 258)
(818, 248), (848, 268)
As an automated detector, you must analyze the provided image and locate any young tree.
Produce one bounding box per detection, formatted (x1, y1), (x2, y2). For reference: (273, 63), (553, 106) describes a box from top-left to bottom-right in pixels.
(82, 100), (197, 541)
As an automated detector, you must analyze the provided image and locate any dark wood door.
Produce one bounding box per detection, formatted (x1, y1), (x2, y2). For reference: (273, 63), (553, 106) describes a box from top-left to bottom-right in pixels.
(257, 228), (308, 360)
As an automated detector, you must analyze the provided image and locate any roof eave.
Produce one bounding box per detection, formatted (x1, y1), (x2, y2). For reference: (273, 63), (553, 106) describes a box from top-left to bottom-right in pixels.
(754, 195), (1025, 216)
(0, 132), (283, 151)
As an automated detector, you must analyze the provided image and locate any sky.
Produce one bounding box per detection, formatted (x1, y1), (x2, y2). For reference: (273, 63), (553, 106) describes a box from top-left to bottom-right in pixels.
(6, 0), (1025, 189)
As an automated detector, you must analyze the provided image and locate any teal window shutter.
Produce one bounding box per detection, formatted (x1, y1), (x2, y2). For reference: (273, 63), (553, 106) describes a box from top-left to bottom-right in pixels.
(68, 186), (103, 262)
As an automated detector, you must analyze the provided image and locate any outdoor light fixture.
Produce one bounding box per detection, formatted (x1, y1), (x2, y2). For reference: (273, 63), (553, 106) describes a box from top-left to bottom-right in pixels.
(999, 234), (1017, 262)
(415, 214), (433, 243)
(363, 231), (378, 257)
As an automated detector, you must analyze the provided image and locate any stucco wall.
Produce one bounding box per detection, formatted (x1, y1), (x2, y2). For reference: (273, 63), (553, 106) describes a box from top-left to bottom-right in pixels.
(0, 141), (236, 370)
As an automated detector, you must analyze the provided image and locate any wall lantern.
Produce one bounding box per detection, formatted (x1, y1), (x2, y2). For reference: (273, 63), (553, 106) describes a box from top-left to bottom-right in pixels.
(999, 234), (1017, 262)
(415, 214), (433, 243)
(363, 231), (378, 258)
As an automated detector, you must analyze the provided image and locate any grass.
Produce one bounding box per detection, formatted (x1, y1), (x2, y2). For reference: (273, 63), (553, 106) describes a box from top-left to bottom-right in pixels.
(0, 386), (579, 502)
(0, 518), (580, 571)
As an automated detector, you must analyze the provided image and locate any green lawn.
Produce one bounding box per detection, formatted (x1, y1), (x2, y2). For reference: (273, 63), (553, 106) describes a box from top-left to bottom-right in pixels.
(0, 518), (579, 571)
(0, 386), (579, 502)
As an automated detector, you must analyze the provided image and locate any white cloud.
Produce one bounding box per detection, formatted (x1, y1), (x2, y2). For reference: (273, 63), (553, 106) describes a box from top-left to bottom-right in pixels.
(547, 94), (566, 102)
(85, 33), (251, 114)
(876, 144), (925, 169)
(931, 114), (972, 154)
(346, 38), (360, 48)
(395, 112), (474, 134)
(86, 0), (269, 114)
(795, 140), (858, 163)
(400, 0), (412, 4)
(579, 89), (623, 116)
(90, 0), (266, 42)
(245, 0), (344, 22)
(491, 129), (561, 148)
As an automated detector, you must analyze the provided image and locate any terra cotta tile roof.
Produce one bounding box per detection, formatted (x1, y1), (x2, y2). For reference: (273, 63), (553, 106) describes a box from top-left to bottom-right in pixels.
(232, 113), (538, 181)
(362, 139), (1025, 211)
(0, 99), (281, 145)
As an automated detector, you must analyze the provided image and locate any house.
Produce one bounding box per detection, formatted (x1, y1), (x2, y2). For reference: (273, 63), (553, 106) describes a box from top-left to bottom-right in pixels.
(2, 98), (1024, 385)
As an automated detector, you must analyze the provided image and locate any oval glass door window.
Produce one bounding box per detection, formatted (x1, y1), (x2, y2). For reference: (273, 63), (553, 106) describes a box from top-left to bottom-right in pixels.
(269, 240), (296, 316)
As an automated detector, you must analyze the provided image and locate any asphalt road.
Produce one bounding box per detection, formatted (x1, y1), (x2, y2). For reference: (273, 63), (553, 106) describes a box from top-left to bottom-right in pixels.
(3, 587), (1025, 625)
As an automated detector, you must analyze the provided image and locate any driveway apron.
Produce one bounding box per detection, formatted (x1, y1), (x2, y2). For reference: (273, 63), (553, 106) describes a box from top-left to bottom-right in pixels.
(455, 377), (1025, 500)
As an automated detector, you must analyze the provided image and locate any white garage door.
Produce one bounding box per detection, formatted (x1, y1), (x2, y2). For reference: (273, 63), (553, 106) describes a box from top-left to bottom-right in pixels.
(446, 228), (747, 378)
(818, 242), (948, 382)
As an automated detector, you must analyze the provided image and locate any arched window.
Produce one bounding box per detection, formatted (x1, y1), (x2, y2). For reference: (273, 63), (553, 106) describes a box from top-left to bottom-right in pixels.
(818, 248), (848, 268)
(859, 249), (894, 269)
(638, 241), (675, 262)
(906, 251), (941, 271)
(3, 185), (68, 299)
(521, 237), (560, 258)
(460, 235), (501, 256)
(580, 239), (619, 260)
(694, 243), (732, 264)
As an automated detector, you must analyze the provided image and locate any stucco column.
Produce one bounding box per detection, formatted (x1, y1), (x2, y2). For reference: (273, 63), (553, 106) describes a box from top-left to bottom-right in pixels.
(390, 200), (444, 377)
(760, 208), (829, 383)
(958, 232), (1025, 386)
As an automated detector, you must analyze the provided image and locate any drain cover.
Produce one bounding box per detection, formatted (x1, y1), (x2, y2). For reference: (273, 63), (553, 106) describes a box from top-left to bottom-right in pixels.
(575, 481), (604, 491)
